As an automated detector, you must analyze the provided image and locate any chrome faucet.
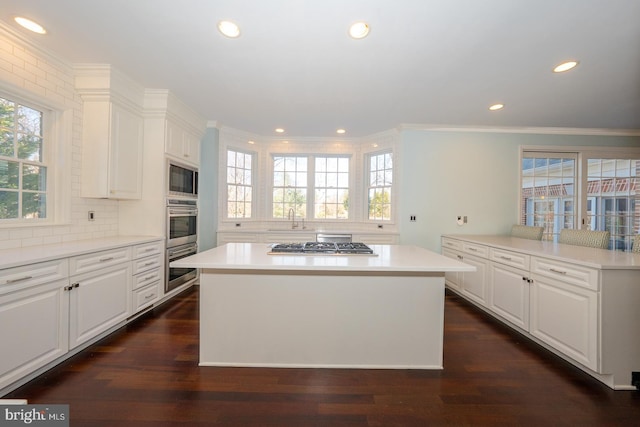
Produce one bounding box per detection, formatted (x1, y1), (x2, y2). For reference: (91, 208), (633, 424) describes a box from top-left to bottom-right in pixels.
(288, 208), (299, 229)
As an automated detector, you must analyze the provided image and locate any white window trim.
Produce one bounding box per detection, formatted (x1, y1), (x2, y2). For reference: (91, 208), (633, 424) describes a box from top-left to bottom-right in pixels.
(0, 88), (72, 228)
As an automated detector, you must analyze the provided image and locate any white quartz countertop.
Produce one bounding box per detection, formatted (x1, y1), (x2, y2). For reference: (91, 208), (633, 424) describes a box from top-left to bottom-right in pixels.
(443, 234), (640, 270)
(0, 235), (163, 270)
(171, 243), (475, 273)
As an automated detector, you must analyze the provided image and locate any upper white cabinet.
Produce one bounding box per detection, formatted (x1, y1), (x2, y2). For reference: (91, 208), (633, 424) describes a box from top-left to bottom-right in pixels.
(166, 118), (200, 166)
(75, 65), (145, 199)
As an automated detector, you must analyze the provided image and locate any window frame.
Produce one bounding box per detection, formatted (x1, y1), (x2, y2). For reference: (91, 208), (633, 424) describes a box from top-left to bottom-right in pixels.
(365, 149), (394, 222)
(520, 145), (640, 250)
(0, 93), (53, 224)
(226, 148), (256, 220)
(269, 153), (353, 221)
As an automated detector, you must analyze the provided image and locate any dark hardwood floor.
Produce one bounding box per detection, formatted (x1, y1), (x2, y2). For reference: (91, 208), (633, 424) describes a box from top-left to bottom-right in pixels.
(5, 286), (639, 426)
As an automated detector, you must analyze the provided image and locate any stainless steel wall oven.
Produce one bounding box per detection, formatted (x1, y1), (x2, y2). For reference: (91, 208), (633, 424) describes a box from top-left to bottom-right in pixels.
(166, 198), (198, 292)
(167, 198), (197, 248)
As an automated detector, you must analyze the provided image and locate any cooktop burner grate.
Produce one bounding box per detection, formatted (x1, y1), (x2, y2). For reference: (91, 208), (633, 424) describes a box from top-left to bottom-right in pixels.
(270, 242), (375, 255)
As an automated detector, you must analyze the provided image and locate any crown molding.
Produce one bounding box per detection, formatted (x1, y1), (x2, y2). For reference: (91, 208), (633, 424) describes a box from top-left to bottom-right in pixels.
(399, 123), (640, 137)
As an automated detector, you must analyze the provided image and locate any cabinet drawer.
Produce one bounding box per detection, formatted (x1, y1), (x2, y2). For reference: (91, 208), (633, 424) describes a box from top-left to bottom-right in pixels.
(132, 282), (159, 313)
(462, 242), (489, 258)
(132, 254), (163, 275)
(133, 241), (163, 259)
(490, 247), (530, 270)
(133, 267), (161, 290)
(70, 247), (131, 276)
(441, 238), (463, 251)
(531, 257), (599, 291)
(0, 259), (68, 294)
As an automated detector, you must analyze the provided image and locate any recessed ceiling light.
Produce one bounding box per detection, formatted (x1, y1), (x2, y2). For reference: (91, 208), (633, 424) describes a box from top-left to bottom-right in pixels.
(489, 103), (504, 111)
(275, 128), (285, 133)
(349, 22), (370, 39)
(336, 129), (346, 134)
(14, 17), (46, 34)
(248, 140), (255, 145)
(553, 61), (579, 73)
(218, 20), (240, 38)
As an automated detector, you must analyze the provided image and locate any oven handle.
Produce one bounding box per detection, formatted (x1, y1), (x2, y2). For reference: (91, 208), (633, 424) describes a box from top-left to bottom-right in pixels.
(169, 246), (197, 258)
(168, 208), (198, 216)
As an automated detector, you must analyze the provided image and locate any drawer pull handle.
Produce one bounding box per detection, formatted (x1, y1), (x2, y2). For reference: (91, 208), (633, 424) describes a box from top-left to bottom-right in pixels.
(457, 255), (463, 260)
(500, 256), (512, 261)
(144, 293), (156, 300)
(144, 248), (155, 252)
(468, 247), (478, 251)
(549, 268), (567, 275)
(99, 257), (114, 262)
(144, 261), (155, 266)
(144, 275), (156, 280)
(6, 275), (33, 283)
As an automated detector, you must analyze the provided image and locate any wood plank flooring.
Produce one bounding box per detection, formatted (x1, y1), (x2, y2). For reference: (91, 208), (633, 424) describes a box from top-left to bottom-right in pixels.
(5, 287), (639, 426)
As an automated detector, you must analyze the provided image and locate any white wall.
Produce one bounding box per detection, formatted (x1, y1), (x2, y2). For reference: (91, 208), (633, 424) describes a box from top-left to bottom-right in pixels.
(399, 129), (640, 251)
(0, 27), (119, 250)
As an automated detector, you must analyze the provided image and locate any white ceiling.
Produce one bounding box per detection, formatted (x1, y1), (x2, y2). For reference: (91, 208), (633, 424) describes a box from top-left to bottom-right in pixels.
(1, 0), (640, 137)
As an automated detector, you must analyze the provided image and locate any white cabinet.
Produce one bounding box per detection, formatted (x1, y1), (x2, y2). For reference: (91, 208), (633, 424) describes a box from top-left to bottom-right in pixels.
(459, 253), (488, 306)
(130, 241), (163, 314)
(166, 119), (200, 166)
(441, 234), (640, 389)
(529, 256), (599, 371)
(80, 101), (143, 199)
(441, 247), (462, 291)
(488, 262), (530, 331)
(0, 260), (69, 391)
(68, 248), (132, 348)
(488, 247), (531, 331)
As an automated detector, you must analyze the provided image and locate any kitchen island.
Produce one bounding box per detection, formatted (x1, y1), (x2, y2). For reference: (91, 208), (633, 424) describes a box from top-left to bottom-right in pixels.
(171, 243), (474, 369)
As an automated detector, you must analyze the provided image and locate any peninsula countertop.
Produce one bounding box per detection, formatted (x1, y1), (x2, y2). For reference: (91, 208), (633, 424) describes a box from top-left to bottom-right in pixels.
(171, 243), (475, 273)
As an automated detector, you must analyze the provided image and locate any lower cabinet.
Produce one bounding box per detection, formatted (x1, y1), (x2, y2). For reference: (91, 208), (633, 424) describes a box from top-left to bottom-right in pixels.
(441, 234), (640, 390)
(488, 262), (530, 331)
(529, 274), (598, 371)
(459, 254), (488, 306)
(68, 263), (131, 349)
(0, 279), (69, 391)
(0, 237), (164, 394)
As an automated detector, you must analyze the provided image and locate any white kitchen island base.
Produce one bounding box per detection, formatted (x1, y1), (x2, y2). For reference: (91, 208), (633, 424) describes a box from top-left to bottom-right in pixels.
(171, 243), (474, 370)
(199, 271), (446, 369)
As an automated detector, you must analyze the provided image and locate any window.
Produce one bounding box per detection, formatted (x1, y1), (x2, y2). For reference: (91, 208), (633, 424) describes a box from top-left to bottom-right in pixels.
(585, 159), (639, 251)
(0, 96), (47, 220)
(367, 151), (392, 221)
(226, 149), (253, 218)
(314, 156), (349, 219)
(521, 153), (577, 241)
(272, 156), (307, 219)
(521, 149), (639, 250)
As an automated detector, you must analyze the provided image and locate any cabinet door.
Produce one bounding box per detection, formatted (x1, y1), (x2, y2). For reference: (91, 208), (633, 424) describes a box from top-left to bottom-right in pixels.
(530, 275), (598, 371)
(183, 130), (200, 165)
(441, 248), (461, 291)
(459, 254), (488, 306)
(69, 263), (131, 348)
(0, 280), (69, 390)
(109, 103), (143, 199)
(489, 263), (529, 330)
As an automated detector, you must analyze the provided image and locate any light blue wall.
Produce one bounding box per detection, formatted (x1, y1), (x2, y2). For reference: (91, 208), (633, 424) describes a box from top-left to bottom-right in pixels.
(199, 127), (219, 251)
(398, 130), (640, 252)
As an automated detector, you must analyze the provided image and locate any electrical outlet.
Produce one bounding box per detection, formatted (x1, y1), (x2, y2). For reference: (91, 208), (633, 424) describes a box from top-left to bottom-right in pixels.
(377, 224), (383, 229)
(88, 211), (95, 221)
(410, 215), (417, 222)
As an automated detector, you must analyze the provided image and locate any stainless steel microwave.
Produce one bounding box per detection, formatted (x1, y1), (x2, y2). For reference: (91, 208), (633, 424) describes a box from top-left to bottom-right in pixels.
(168, 162), (198, 198)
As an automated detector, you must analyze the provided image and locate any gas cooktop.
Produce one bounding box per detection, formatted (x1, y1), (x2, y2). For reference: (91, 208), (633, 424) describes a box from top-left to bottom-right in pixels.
(269, 242), (375, 255)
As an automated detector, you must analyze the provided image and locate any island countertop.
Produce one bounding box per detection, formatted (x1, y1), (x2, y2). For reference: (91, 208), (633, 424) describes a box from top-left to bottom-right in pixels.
(171, 243), (475, 273)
